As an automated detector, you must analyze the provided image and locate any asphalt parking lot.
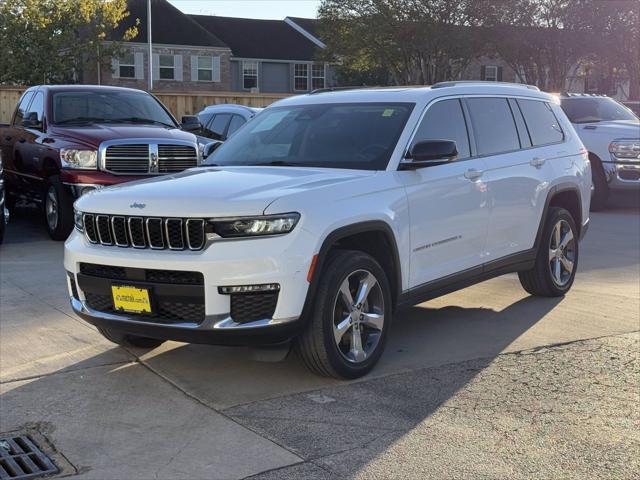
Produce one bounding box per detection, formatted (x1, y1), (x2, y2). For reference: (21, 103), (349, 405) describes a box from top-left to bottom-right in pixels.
(1, 193), (639, 479)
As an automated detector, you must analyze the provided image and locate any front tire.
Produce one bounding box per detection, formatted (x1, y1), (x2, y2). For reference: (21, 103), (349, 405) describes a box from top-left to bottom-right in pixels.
(97, 326), (165, 349)
(296, 250), (392, 379)
(519, 207), (579, 297)
(44, 175), (74, 240)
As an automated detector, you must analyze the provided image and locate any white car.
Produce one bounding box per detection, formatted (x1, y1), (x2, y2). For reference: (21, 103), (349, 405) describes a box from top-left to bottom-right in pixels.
(65, 82), (591, 379)
(560, 94), (640, 210)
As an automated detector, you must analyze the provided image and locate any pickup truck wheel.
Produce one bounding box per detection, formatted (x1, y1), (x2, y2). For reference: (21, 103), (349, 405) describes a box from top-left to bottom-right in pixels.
(518, 207), (578, 297)
(44, 176), (74, 240)
(590, 160), (609, 211)
(96, 326), (165, 349)
(296, 250), (392, 379)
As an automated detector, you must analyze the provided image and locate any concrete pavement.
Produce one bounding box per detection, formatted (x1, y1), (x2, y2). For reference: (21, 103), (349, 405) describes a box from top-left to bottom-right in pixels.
(0, 193), (638, 479)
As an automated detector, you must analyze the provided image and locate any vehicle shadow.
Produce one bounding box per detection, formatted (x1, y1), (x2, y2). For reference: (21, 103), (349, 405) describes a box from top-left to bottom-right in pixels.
(0, 290), (567, 478)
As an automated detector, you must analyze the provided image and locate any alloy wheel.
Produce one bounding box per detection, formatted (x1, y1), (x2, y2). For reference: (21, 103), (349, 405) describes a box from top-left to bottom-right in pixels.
(332, 269), (385, 363)
(46, 186), (59, 232)
(548, 219), (576, 287)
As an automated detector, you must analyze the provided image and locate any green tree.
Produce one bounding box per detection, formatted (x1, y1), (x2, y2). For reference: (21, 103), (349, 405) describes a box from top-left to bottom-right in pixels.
(0, 0), (137, 85)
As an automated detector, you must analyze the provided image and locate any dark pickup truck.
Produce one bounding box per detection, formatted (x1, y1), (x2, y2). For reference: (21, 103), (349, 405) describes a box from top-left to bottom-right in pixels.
(0, 85), (204, 239)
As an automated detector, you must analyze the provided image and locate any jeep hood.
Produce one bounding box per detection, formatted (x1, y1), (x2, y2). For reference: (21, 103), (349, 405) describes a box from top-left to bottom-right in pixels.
(75, 166), (375, 217)
(49, 124), (196, 149)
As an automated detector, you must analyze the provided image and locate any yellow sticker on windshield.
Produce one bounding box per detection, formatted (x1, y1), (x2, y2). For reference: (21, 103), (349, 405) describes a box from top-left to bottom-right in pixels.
(382, 109), (394, 117)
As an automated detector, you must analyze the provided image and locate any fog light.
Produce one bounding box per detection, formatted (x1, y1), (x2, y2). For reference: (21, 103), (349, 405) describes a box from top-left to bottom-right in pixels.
(219, 284), (280, 294)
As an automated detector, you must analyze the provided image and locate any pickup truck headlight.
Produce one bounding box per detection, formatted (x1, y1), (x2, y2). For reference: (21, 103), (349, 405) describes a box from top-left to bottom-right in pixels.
(609, 140), (640, 160)
(207, 213), (300, 238)
(74, 209), (84, 232)
(60, 149), (98, 169)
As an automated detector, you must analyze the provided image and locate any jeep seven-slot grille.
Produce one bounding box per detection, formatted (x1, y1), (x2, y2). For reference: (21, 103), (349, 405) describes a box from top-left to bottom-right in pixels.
(83, 214), (205, 250)
(104, 143), (198, 174)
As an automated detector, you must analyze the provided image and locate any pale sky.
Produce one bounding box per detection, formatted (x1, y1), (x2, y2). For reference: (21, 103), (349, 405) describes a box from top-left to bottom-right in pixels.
(168, 0), (321, 19)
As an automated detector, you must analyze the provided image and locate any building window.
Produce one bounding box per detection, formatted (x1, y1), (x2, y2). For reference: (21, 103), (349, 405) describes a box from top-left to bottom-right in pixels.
(119, 52), (136, 78)
(159, 55), (175, 80)
(243, 61), (258, 89)
(484, 65), (498, 82)
(311, 64), (325, 90)
(197, 56), (213, 81)
(294, 63), (309, 91)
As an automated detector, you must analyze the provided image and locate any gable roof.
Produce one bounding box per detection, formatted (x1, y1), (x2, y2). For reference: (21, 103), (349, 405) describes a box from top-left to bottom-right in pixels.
(286, 17), (318, 36)
(190, 15), (320, 61)
(111, 0), (228, 48)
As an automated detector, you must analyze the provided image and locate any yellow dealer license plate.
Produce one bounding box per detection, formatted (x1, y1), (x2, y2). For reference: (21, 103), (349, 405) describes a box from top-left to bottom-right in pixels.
(111, 285), (152, 314)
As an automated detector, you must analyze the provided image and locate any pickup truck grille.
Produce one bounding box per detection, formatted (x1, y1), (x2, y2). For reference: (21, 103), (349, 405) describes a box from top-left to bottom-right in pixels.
(83, 214), (206, 251)
(103, 142), (198, 174)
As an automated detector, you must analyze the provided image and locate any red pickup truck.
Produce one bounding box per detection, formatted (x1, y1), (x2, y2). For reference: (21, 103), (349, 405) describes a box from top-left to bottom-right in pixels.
(0, 85), (203, 239)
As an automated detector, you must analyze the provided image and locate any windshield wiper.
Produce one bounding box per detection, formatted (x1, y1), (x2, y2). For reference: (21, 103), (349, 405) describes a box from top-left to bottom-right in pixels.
(112, 117), (175, 128)
(247, 160), (299, 167)
(55, 117), (107, 125)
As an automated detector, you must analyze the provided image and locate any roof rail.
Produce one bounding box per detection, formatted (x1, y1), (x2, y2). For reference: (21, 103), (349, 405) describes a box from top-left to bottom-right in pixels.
(431, 81), (540, 91)
(562, 92), (608, 98)
(310, 85), (372, 94)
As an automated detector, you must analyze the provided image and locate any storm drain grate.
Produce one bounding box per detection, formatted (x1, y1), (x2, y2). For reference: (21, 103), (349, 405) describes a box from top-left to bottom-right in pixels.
(0, 435), (58, 480)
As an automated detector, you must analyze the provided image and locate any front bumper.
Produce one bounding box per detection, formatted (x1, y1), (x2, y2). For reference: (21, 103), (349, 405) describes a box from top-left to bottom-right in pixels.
(602, 161), (640, 191)
(64, 227), (316, 345)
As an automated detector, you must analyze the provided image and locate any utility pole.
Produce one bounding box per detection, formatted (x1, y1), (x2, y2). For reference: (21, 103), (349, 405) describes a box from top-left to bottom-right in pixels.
(147, 0), (153, 91)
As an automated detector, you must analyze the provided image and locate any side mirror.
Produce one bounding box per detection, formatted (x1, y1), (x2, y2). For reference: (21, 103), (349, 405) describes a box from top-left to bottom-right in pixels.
(203, 141), (222, 159)
(400, 140), (457, 170)
(181, 115), (201, 132)
(23, 112), (42, 130)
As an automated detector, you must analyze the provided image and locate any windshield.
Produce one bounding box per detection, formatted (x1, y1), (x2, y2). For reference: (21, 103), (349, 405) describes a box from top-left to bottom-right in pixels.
(203, 102), (414, 170)
(561, 97), (638, 124)
(52, 90), (176, 127)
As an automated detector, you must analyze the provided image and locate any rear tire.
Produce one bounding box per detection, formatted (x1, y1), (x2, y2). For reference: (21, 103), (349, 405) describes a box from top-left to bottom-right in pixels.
(97, 326), (165, 349)
(296, 250), (392, 379)
(519, 207), (579, 297)
(43, 175), (74, 240)
(590, 161), (609, 211)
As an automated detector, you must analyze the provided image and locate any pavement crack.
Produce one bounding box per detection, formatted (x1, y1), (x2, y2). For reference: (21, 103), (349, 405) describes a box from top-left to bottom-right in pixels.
(0, 360), (133, 385)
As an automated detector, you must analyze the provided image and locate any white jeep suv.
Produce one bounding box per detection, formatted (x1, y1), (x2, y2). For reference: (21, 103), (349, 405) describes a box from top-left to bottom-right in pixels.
(65, 82), (591, 379)
(560, 94), (640, 210)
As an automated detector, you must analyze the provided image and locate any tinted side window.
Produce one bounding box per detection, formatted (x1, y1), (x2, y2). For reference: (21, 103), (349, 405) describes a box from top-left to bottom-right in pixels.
(412, 99), (470, 159)
(204, 113), (231, 140)
(27, 92), (45, 127)
(227, 115), (246, 138)
(508, 98), (532, 148)
(518, 100), (564, 146)
(13, 91), (34, 126)
(467, 98), (520, 155)
(198, 112), (214, 128)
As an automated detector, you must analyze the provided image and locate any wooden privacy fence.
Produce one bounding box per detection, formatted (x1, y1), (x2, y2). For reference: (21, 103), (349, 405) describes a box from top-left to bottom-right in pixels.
(0, 86), (290, 123)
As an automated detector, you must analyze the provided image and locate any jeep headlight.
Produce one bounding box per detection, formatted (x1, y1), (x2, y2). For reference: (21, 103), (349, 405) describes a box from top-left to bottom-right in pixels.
(609, 140), (640, 160)
(74, 209), (84, 232)
(207, 213), (300, 238)
(60, 149), (98, 169)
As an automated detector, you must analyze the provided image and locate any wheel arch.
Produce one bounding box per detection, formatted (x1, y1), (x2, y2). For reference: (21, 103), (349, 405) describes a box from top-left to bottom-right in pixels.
(301, 221), (403, 321)
(534, 184), (583, 251)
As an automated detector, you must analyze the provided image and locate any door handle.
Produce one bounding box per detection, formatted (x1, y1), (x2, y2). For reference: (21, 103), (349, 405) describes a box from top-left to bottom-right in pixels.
(464, 168), (484, 180)
(530, 157), (546, 168)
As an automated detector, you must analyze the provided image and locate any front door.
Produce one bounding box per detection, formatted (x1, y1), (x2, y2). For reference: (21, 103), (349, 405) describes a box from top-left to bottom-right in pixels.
(400, 98), (490, 288)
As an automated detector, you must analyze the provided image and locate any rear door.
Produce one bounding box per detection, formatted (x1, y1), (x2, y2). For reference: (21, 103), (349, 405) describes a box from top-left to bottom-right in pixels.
(402, 98), (490, 287)
(472, 97), (559, 261)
